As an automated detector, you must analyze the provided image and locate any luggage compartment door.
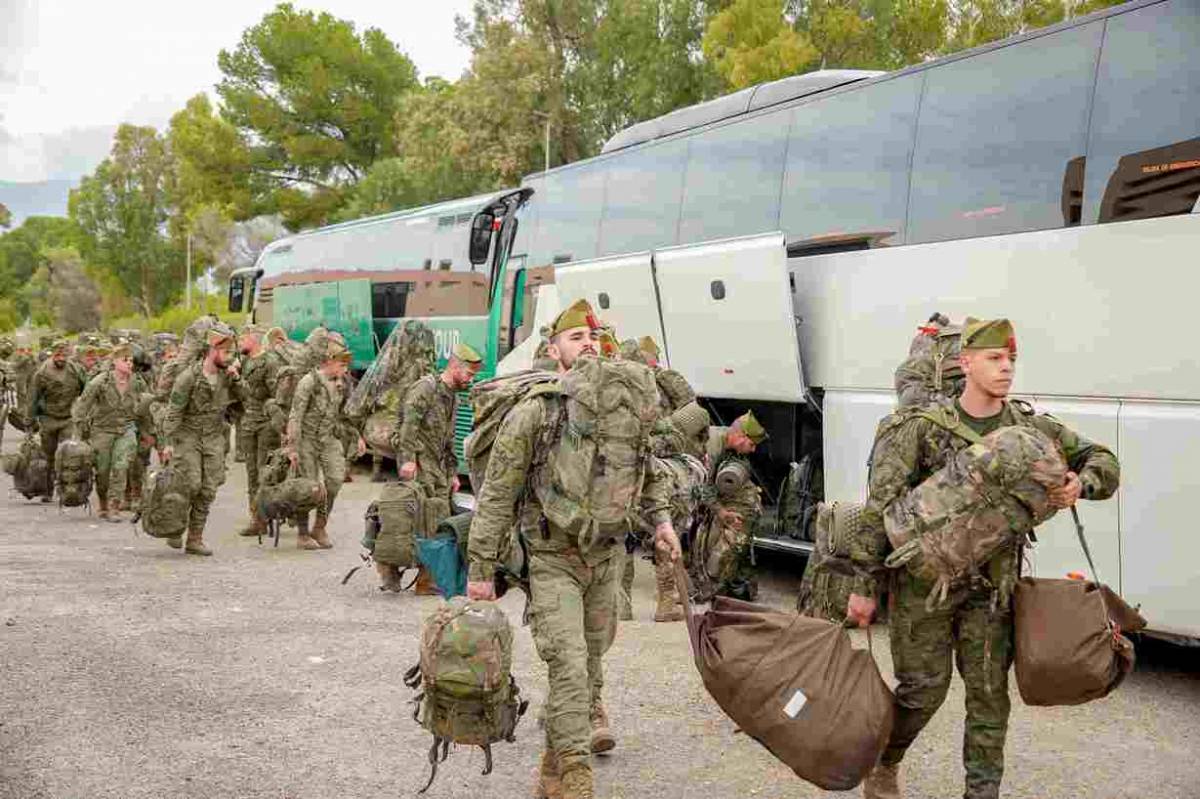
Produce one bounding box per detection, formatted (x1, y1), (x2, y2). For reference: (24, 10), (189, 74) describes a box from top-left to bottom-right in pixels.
(553, 251), (667, 357)
(654, 232), (805, 402)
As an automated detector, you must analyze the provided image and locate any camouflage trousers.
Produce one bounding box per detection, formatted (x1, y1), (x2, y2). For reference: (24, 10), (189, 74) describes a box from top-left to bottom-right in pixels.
(173, 428), (229, 534)
(239, 421), (280, 509)
(90, 428), (137, 504)
(127, 438), (151, 507)
(39, 416), (73, 490)
(298, 435), (345, 521)
(528, 546), (620, 773)
(883, 570), (1014, 799)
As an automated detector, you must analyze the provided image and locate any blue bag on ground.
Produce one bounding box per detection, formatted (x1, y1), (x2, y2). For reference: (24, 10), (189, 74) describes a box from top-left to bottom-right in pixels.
(417, 535), (467, 598)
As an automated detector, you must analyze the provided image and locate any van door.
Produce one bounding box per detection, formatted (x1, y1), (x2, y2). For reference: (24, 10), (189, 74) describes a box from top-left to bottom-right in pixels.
(553, 251), (667, 353)
(654, 232), (805, 402)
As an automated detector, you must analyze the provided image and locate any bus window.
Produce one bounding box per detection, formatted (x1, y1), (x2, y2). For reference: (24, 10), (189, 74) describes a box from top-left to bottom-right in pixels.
(530, 164), (606, 267)
(780, 73), (920, 245)
(907, 22), (1102, 244)
(597, 139), (688, 256)
(1084, 0), (1200, 224)
(678, 109), (789, 245)
(371, 282), (413, 319)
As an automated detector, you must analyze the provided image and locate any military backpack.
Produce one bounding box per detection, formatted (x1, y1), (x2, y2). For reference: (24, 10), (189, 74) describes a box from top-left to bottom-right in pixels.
(403, 597), (528, 793)
(54, 438), (94, 508)
(894, 313), (971, 408)
(463, 369), (560, 490)
(141, 463), (189, 539)
(796, 501), (884, 624)
(532, 356), (660, 549)
(255, 448), (326, 532)
(362, 480), (439, 569)
(6, 433), (50, 499)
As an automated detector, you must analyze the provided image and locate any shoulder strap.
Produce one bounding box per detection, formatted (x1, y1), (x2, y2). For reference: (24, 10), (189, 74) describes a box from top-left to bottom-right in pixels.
(917, 404), (985, 445)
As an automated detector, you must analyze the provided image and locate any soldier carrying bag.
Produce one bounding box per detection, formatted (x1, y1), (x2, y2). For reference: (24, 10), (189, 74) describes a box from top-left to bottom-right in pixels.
(674, 561), (894, 790)
(1014, 507), (1146, 706)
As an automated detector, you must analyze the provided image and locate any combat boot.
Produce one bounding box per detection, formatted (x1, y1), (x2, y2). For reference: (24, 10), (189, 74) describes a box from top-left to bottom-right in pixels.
(559, 764), (594, 799)
(589, 701), (615, 754)
(240, 502), (265, 537)
(375, 561), (402, 592)
(106, 499), (126, 524)
(296, 519), (321, 550)
(184, 526), (212, 556)
(311, 515), (333, 549)
(862, 761), (902, 799)
(531, 748), (562, 799)
(165, 535), (183, 549)
(97, 497), (110, 521)
(413, 567), (439, 596)
(653, 559), (684, 622)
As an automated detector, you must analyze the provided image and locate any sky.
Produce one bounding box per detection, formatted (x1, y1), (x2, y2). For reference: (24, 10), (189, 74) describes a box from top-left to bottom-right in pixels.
(0, 0), (475, 183)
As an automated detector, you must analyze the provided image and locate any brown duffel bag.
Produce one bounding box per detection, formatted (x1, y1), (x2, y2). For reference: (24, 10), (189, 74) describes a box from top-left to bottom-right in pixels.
(675, 563), (894, 791)
(1014, 508), (1147, 706)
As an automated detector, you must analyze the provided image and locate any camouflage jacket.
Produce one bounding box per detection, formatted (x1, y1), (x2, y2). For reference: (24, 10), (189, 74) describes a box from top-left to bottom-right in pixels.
(162, 362), (242, 442)
(287, 370), (347, 447)
(241, 349), (285, 427)
(393, 373), (458, 472)
(704, 426), (763, 520)
(29, 360), (88, 420)
(72, 370), (150, 436)
(858, 399), (1120, 595)
(9, 354), (36, 408)
(467, 393), (672, 581)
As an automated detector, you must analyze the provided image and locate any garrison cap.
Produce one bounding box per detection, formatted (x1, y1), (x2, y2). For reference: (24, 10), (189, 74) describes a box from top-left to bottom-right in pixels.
(240, 323), (266, 339)
(638, 336), (660, 359)
(111, 343), (132, 359)
(452, 342), (482, 364)
(735, 411), (768, 445)
(206, 324), (236, 347)
(548, 299), (600, 337)
(597, 329), (620, 358)
(961, 318), (1017, 354)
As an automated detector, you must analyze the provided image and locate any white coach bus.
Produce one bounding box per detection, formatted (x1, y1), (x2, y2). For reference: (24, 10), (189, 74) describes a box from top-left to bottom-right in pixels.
(466, 0), (1200, 641)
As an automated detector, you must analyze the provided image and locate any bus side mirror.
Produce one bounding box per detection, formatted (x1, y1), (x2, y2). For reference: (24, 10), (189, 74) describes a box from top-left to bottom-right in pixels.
(469, 211), (496, 265)
(228, 275), (245, 313)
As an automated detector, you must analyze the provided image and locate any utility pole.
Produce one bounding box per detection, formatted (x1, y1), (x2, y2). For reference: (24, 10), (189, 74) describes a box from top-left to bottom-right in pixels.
(186, 232), (193, 310)
(532, 110), (552, 173)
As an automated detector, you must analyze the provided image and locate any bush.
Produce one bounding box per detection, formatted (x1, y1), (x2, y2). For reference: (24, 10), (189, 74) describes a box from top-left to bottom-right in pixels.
(107, 296), (244, 336)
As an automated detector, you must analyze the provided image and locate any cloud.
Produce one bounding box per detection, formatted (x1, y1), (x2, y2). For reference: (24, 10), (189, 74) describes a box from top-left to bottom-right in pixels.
(0, 0), (37, 86)
(0, 125), (116, 183)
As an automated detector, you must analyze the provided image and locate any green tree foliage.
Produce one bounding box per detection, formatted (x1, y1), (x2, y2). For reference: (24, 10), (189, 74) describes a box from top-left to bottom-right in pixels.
(168, 94), (257, 230)
(0, 216), (81, 317)
(704, 0), (820, 89)
(216, 2), (420, 228)
(22, 248), (102, 333)
(70, 125), (181, 316)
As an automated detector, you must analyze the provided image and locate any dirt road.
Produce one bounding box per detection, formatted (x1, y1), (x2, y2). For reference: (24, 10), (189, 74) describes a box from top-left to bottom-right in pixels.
(2, 445), (1197, 799)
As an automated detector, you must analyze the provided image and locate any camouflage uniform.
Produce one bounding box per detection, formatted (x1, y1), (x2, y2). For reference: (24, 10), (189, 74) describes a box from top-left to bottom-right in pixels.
(72, 369), (151, 511)
(28, 357), (88, 499)
(163, 362), (242, 549)
(239, 347), (285, 510)
(467, 392), (672, 778)
(8, 351), (36, 431)
(288, 370), (350, 530)
(695, 426), (762, 599)
(862, 399), (1119, 799)
(393, 373), (460, 518)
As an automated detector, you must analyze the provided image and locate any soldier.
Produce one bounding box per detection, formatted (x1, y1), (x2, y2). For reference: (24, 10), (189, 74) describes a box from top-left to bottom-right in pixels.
(286, 338), (365, 550)
(72, 344), (149, 521)
(390, 342), (481, 590)
(6, 334), (37, 436)
(124, 345), (157, 511)
(160, 324), (243, 555)
(618, 336), (704, 622)
(466, 299), (681, 799)
(693, 411), (766, 601)
(0, 336), (13, 450)
(236, 325), (285, 537)
(851, 319), (1120, 799)
(28, 340), (88, 503)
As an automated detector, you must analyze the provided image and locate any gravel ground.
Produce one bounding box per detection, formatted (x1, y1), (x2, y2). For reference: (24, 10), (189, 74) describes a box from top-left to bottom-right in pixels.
(2, 436), (1198, 799)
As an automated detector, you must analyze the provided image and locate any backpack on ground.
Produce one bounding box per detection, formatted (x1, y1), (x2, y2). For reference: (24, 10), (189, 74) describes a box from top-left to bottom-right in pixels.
(363, 480), (440, 569)
(463, 369), (560, 490)
(676, 563), (893, 791)
(883, 419), (1067, 607)
(416, 510), (529, 600)
(54, 438), (94, 508)
(254, 448), (325, 544)
(531, 356), (660, 549)
(894, 313), (971, 408)
(8, 433), (50, 499)
(141, 463), (189, 539)
(796, 501), (886, 624)
(403, 597), (529, 793)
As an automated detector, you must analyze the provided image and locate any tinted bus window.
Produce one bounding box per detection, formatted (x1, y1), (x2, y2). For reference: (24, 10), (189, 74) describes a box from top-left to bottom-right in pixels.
(907, 23), (1103, 243)
(1084, 0), (1200, 224)
(678, 109), (790, 244)
(598, 139), (688, 255)
(529, 164), (606, 266)
(780, 73), (921, 246)
(514, 175), (544, 259)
